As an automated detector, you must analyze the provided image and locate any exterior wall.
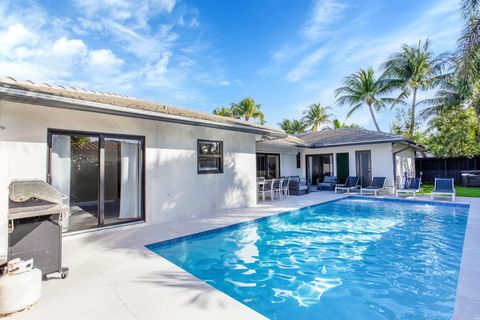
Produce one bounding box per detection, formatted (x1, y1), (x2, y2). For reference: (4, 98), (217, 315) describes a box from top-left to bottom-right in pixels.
(255, 145), (302, 177)
(0, 100), (258, 258)
(301, 143), (397, 187)
(393, 144), (416, 187)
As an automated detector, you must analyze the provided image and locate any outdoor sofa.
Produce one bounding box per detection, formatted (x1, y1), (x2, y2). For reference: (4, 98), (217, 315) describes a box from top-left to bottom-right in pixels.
(317, 176), (338, 191)
(283, 176), (309, 195)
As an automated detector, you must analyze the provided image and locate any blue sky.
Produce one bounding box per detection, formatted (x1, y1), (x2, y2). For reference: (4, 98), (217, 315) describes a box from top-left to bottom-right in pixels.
(0, 0), (463, 131)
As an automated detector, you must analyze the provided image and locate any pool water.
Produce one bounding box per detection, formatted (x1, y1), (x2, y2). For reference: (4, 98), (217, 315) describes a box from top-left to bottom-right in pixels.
(147, 197), (469, 320)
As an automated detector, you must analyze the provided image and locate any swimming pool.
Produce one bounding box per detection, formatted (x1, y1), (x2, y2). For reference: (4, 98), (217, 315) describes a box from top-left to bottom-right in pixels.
(147, 197), (469, 320)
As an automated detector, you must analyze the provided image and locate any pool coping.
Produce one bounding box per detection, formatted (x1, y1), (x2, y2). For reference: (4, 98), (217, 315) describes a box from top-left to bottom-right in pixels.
(146, 195), (476, 319)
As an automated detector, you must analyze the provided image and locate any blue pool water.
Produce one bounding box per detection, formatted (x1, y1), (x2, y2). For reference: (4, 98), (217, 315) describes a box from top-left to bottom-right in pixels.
(147, 197), (469, 320)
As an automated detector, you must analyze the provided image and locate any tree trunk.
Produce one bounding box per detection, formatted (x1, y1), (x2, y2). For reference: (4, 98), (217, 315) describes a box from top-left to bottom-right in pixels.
(368, 103), (381, 131)
(409, 88), (417, 137)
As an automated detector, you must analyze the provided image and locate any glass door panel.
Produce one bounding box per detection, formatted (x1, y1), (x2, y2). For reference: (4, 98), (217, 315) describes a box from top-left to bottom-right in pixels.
(267, 155), (279, 179)
(51, 134), (99, 232)
(104, 138), (142, 226)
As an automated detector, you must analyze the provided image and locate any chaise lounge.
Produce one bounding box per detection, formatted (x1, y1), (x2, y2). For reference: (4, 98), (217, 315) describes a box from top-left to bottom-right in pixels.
(396, 177), (423, 198)
(360, 177), (386, 197)
(431, 178), (456, 201)
(335, 176), (360, 194)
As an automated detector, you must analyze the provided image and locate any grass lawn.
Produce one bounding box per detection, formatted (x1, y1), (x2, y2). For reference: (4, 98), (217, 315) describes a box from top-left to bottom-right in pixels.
(422, 184), (480, 197)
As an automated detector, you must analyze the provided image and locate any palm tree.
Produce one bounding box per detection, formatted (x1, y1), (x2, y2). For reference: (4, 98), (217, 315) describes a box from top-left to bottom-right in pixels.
(332, 118), (363, 129)
(335, 68), (394, 132)
(230, 97), (265, 125)
(382, 39), (447, 136)
(278, 119), (293, 134)
(291, 119), (308, 134)
(212, 107), (234, 117)
(278, 119), (307, 134)
(457, 0), (480, 81)
(302, 102), (332, 132)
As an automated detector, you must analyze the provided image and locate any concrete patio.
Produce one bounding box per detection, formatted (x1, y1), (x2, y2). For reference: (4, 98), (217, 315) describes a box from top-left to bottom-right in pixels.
(7, 192), (480, 320)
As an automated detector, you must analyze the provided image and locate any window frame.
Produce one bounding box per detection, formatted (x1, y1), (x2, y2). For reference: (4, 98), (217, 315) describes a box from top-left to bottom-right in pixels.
(197, 139), (224, 174)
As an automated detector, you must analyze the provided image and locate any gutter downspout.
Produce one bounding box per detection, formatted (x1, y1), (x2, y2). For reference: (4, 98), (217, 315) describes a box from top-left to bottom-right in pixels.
(392, 143), (412, 187)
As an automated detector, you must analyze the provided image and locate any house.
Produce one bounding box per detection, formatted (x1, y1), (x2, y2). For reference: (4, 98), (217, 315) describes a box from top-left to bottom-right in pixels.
(0, 77), (423, 258)
(256, 129), (424, 188)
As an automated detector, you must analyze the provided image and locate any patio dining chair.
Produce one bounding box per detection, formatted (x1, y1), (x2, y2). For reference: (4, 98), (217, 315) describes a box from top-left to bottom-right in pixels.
(335, 176), (360, 194)
(360, 177), (386, 197)
(258, 179), (274, 202)
(281, 178), (290, 197)
(395, 177), (423, 198)
(431, 178), (456, 201)
(272, 179), (284, 199)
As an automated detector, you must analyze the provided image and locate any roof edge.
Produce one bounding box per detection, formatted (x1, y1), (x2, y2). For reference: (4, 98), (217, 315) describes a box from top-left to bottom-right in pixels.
(0, 86), (287, 139)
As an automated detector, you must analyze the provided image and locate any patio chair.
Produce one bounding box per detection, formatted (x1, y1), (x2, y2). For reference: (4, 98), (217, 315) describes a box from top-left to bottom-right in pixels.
(335, 176), (360, 194)
(360, 177), (386, 197)
(258, 179), (274, 201)
(272, 179), (283, 199)
(281, 178), (290, 197)
(395, 177), (423, 198)
(317, 176), (338, 191)
(431, 178), (456, 201)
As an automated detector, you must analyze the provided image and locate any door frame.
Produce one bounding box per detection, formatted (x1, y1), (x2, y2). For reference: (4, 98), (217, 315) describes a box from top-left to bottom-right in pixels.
(47, 128), (146, 231)
(355, 150), (372, 187)
(256, 153), (281, 178)
(305, 153), (334, 185)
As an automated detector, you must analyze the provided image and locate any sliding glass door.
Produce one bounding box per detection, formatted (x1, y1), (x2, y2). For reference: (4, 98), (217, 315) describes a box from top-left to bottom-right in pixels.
(48, 130), (145, 232)
(256, 153), (280, 179)
(306, 154), (333, 185)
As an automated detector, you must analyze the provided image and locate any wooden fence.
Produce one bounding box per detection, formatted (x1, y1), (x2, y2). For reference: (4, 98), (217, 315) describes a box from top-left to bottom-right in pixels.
(415, 156), (480, 184)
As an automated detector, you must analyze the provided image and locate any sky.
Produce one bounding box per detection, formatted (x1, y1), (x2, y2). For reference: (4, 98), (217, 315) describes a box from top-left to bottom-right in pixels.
(0, 0), (464, 131)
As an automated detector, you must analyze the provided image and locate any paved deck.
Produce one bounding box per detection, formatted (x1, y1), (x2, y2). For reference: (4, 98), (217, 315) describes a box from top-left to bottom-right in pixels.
(8, 192), (480, 320)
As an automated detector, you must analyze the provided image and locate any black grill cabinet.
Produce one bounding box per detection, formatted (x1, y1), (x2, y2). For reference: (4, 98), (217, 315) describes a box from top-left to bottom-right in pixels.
(8, 180), (69, 278)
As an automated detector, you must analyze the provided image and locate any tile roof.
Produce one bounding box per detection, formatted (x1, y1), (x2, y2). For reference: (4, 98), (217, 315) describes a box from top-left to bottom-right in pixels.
(0, 77), (286, 137)
(258, 128), (424, 150)
(295, 128), (409, 147)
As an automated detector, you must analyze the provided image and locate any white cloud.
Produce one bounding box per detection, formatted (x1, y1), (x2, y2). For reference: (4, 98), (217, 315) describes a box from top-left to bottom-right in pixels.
(51, 37), (88, 59)
(286, 48), (329, 82)
(301, 0), (346, 41)
(88, 49), (124, 68)
(0, 23), (38, 56)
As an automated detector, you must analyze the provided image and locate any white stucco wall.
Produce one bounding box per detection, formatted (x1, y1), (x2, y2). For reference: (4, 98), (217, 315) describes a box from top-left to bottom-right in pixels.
(255, 145), (302, 177)
(393, 144), (416, 187)
(0, 100), (258, 258)
(301, 143), (398, 187)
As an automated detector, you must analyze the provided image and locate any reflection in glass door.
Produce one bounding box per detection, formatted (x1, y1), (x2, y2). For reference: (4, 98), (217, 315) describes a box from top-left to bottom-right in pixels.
(306, 154), (333, 185)
(256, 153), (280, 179)
(49, 131), (144, 232)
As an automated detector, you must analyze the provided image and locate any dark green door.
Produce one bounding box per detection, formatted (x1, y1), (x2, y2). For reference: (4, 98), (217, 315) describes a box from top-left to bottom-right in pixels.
(336, 153), (349, 184)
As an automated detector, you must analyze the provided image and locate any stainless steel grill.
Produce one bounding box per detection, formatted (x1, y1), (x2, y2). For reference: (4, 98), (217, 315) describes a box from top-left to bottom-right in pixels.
(8, 179), (69, 278)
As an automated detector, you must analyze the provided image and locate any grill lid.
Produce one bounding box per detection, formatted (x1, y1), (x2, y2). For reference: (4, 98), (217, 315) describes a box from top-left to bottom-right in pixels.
(9, 179), (67, 204)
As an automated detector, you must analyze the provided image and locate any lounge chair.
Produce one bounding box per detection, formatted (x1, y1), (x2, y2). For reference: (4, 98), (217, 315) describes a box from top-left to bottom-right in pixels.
(360, 177), (386, 196)
(395, 177), (423, 198)
(431, 178), (456, 201)
(318, 176), (338, 191)
(335, 176), (360, 194)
